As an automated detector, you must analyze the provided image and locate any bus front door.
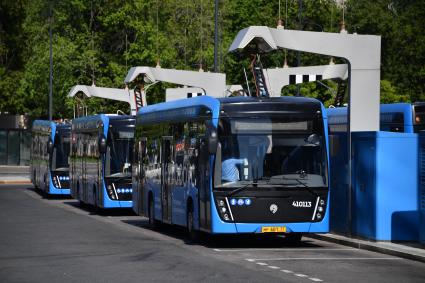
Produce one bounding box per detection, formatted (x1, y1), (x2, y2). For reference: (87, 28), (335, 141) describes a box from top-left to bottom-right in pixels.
(161, 137), (173, 223)
(198, 139), (211, 231)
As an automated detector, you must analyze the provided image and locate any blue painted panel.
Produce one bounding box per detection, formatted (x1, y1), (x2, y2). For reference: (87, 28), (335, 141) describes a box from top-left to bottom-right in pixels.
(352, 134), (376, 238)
(352, 132), (419, 241)
(48, 173), (70, 195)
(101, 180), (133, 208)
(171, 186), (187, 226)
(235, 223), (311, 233)
(419, 131), (425, 244)
(328, 132), (350, 234)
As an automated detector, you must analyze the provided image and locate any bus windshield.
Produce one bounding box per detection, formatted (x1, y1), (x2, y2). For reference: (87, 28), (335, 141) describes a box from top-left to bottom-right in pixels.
(215, 116), (327, 188)
(105, 129), (134, 178)
(52, 133), (70, 170)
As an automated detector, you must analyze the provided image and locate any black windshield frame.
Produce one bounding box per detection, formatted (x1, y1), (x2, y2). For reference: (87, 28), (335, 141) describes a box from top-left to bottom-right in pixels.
(214, 113), (328, 189)
(52, 127), (70, 170)
(105, 119), (135, 178)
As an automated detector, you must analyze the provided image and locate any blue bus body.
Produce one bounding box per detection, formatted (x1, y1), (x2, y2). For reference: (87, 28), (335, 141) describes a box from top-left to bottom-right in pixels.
(31, 120), (71, 195)
(327, 102), (425, 133)
(70, 114), (135, 209)
(132, 96), (330, 235)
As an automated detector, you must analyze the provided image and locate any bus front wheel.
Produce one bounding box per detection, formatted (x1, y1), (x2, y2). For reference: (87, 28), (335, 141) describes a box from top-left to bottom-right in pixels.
(284, 233), (303, 245)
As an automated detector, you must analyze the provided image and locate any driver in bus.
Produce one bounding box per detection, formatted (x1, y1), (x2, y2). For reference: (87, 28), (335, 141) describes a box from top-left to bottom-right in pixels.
(221, 158), (246, 182)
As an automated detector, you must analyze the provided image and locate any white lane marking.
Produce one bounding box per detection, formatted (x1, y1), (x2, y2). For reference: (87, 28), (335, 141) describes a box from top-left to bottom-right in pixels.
(256, 262), (268, 266)
(214, 248), (356, 252)
(247, 257), (401, 261)
(246, 255), (326, 282)
(281, 270), (293, 274)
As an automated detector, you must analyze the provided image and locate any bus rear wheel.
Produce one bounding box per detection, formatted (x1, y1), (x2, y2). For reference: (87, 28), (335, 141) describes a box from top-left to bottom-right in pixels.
(148, 197), (159, 229)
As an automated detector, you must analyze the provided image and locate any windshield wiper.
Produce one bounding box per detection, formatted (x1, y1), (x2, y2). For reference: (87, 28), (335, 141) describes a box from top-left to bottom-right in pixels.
(276, 175), (318, 197)
(227, 182), (256, 197)
(227, 177), (272, 197)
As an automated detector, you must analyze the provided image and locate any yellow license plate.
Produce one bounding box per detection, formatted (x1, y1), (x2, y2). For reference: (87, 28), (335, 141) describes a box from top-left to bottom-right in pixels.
(261, 226), (286, 233)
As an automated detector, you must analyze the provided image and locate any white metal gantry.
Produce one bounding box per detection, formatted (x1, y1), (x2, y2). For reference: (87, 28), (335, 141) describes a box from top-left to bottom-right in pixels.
(68, 85), (137, 115)
(229, 26), (381, 132)
(124, 66), (226, 98)
(264, 64), (348, 97)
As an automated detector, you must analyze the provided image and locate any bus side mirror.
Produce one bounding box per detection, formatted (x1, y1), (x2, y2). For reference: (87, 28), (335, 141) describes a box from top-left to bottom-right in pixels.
(47, 139), (54, 154)
(208, 128), (218, 154)
(99, 136), (107, 154)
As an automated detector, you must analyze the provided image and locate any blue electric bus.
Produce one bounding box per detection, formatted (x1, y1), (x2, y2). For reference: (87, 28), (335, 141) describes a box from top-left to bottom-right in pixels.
(132, 96), (330, 240)
(31, 120), (71, 195)
(327, 102), (425, 133)
(70, 114), (135, 209)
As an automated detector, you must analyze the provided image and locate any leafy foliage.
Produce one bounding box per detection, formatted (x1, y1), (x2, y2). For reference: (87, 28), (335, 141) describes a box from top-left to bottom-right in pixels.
(0, 0), (423, 118)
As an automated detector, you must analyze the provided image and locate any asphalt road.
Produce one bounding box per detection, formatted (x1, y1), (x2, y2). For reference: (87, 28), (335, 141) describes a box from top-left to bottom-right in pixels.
(1, 184), (425, 283)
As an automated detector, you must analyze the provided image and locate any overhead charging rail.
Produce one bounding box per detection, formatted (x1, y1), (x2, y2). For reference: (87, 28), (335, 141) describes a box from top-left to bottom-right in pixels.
(124, 64), (348, 103)
(229, 26), (381, 132)
(67, 85), (138, 116)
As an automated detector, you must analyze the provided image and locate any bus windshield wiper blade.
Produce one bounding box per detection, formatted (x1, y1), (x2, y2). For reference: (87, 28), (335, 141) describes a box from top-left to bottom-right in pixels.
(277, 175), (318, 197)
(228, 182), (256, 197)
(227, 177), (271, 197)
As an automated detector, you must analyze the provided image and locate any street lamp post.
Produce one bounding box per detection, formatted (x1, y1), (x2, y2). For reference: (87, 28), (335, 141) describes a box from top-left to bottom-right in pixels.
(48, 1), (53, 121)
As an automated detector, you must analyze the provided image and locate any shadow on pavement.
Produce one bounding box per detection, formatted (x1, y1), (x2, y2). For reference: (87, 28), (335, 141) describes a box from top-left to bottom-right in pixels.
(122, 219), (322, 249)
(28, 187), (73, 200)
(63, 200), (136, 217)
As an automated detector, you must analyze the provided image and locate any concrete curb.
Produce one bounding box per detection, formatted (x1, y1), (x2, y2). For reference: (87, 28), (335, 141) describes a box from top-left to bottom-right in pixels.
(307, 233), (425, 263)
(0, 180), (32, 185)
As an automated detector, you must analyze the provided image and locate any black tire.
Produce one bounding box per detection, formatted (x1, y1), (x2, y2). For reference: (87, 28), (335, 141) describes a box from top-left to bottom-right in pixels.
(93, 186), (100, 214)
(148, 197), (158, 229)
(33, 171), (37, 189)
(284, 233), (303, 245)
(187, 208), (199, 242)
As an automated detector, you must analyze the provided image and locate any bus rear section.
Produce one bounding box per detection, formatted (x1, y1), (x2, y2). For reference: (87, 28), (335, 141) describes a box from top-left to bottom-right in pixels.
(328, 102), (425, 133)
(70, 115), (134, 209)
(133, 96), (330, 237)
(31, 120), (71, 195)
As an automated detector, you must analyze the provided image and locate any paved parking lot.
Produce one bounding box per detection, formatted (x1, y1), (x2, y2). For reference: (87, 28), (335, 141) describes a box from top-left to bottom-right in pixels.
(1, 185), (425, 282)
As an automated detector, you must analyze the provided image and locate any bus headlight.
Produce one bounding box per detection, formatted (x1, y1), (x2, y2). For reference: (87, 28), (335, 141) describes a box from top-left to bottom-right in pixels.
(216, 197), (233, 222)
(107, 184), (116, 200)
(52, 176), (59, 188)
(313, 198), (326, 221)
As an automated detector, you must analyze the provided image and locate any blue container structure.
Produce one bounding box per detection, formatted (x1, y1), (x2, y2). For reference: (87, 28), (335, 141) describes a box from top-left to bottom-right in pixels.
(419, 131), (425, 244)
(328, 107), (420, 241)
(351, 132), (418, 241)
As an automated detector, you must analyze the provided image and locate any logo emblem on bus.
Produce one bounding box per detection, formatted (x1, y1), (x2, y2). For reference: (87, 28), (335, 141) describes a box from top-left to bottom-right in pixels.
(270, 204), (278, 214)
